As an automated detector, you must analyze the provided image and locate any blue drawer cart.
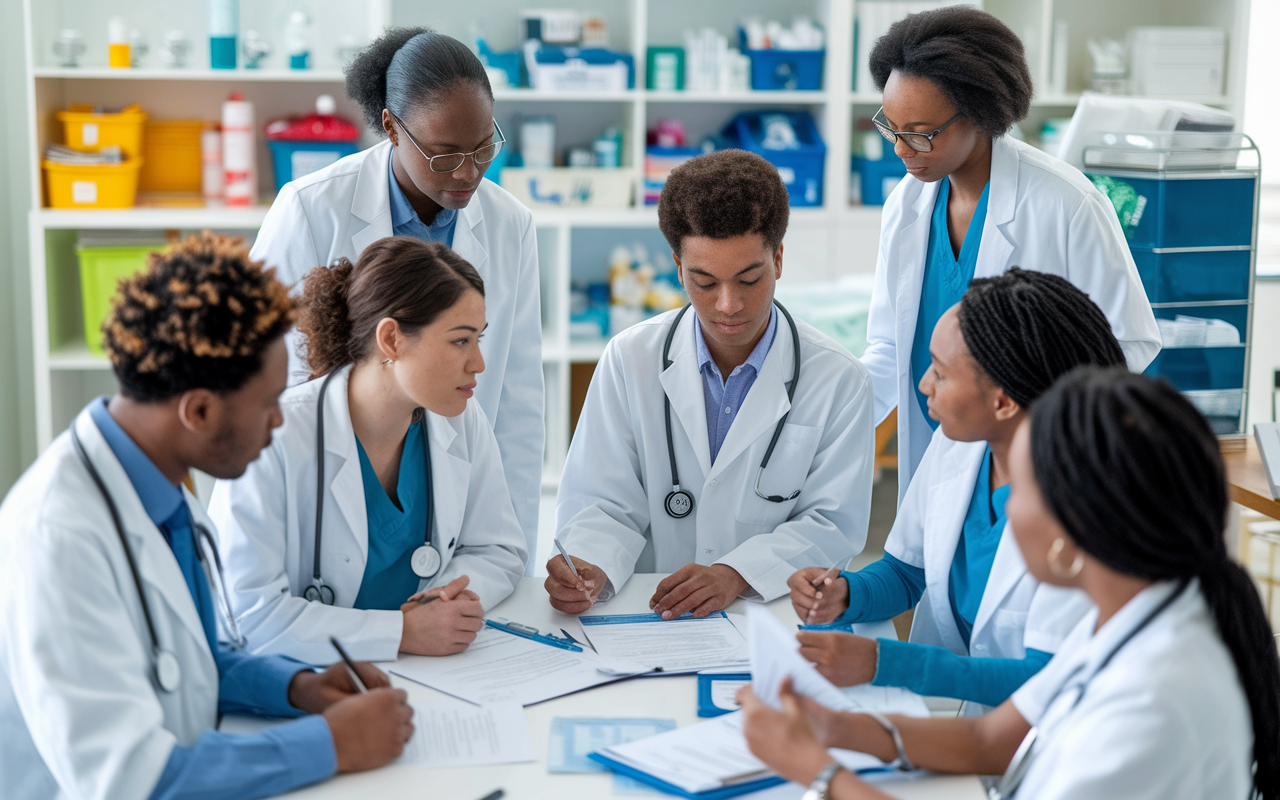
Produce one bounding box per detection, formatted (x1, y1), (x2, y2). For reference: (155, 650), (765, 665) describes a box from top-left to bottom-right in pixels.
(1086, 136), (1260, 436)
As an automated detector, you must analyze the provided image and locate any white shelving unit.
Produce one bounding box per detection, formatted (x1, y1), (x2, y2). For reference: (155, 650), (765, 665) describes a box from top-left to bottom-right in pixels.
(22, 0), (1252, 483)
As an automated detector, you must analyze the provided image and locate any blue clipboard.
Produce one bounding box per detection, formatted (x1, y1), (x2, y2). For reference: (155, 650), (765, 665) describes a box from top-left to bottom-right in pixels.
(696, 672), (751, 718)
(586, 752), (785, 799)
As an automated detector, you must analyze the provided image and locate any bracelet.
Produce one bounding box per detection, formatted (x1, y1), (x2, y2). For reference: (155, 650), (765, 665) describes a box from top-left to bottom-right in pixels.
(864, 711), (915, 771)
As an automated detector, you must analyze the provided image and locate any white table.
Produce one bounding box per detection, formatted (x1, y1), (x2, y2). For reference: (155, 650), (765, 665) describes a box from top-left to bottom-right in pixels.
(235, 575), (985, 800)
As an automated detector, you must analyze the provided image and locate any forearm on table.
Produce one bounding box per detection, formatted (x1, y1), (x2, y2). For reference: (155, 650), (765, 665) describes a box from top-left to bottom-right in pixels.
(829, 706), (1026, 777)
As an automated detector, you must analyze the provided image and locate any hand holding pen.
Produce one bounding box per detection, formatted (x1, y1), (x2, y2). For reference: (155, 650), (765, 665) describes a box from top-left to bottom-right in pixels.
(787, 559), (851, 625)
(544, 540), (606, 615)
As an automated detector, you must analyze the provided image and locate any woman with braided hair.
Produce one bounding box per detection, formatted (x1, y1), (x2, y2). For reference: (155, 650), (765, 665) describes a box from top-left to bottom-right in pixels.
(859, 6), (1160, 501)
(740, 368), (1278, 800)
(789, 268), (1124, 711)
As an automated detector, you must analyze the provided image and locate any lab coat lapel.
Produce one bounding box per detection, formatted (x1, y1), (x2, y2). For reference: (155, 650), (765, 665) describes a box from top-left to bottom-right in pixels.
(893, 181), (940, 379)
(72, 411), (210, 653)
(658, 310), (712, 481)
(974, 136), (1017, 278)
(350, 141), (395, 257)
(972, 521), (1022, 639)
(425, 414), (467, 564)
(322, 367), (370, 563)
(707, 314), (792, 483)
(922, 440), (985, 654)
(451, 199), (490, 275)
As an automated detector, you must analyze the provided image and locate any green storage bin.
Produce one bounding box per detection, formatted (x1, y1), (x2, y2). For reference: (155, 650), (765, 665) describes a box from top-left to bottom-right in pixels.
(77, 244), (162, 355)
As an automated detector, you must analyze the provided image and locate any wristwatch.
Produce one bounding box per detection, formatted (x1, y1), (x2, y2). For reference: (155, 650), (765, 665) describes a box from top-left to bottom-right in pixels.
(802, 761), (843, 800)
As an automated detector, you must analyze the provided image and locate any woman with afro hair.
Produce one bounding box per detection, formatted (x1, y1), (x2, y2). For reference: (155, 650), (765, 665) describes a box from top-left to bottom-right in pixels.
(859, 6), (1160, 499)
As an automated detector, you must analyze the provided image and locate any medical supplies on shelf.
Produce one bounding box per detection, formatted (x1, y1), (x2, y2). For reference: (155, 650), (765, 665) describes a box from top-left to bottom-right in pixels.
(683, 28), (749, 93)
(523, 41), (635, 92)
(646, 47), (683, 91)
(643, 146), (703, 206)
(1085, 132), (1258, 435)
(1129, 27), (1225, 99)
(265, 94), (359, 191)
(723, 110), (826, 207)
(570, 245), (686, 341)
(139, 120), (207, 194)
(501, 167), (632, 209)
(44, 104), (148, 208)
(849, 118), (906, 206)
(737, 18), (824, 91)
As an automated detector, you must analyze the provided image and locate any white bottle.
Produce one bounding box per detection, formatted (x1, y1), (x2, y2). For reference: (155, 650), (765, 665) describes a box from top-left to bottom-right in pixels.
(285, 10), (312, 70)
(201, 126), (224, 202)
(222, 93), (256, 206)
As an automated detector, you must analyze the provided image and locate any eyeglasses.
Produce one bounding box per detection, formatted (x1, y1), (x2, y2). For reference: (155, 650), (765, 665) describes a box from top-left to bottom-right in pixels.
(872, 107), (963, 153)
(391, 113), (506, 173)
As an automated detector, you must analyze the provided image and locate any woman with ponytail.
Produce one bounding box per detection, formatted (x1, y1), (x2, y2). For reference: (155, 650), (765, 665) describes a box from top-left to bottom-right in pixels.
(739, 367), (1279, 800)
(209, 236), (527, 664)
(250, 27), (544, 572)
(788, 268), (1123, 711)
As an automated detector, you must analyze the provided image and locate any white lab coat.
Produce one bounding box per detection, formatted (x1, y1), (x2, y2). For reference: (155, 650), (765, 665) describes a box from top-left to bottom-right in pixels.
(209, 365), (527, 664)
(1009, 580), (1252, 799)
(0, 410), (223, 800)
(250, 140), (544, 567)
(861, 135), (1162, 499)
(557, 307), (876, 602)
(884, 431), (1090, 687)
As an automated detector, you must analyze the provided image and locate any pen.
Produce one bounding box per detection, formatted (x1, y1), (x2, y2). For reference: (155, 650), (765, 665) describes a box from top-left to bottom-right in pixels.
(329, 636), (368, 693)
(474, 790), (504, 800)
(554, 539), (591, 599)
(810, 557), (847, 590)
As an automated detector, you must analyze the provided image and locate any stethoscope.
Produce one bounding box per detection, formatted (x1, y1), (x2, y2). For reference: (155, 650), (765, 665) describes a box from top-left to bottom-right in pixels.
(304, 369), (441, 605)
(70, 425), (247, 695)
(661, 300), (803, 519)
(988, 578), (1190, 800)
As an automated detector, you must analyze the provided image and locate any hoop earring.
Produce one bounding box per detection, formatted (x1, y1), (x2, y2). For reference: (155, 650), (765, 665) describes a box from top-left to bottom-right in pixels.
(1047, 537), (1084, 579)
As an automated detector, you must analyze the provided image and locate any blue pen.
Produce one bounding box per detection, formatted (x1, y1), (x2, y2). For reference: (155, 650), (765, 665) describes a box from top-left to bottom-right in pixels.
(486, 617), (583, 652)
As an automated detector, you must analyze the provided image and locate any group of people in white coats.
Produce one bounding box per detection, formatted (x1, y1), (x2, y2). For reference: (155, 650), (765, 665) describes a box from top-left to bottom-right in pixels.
(0, 8), (1276, 800)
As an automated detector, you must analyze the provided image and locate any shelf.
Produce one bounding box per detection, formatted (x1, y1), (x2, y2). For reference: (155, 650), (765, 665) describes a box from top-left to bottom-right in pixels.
(49, 343), (111, 371)
(494, 88), (638, 102)
(33, 205), (270, 230)
(33, 67), (348, 82)
(646, 90), (827, 104)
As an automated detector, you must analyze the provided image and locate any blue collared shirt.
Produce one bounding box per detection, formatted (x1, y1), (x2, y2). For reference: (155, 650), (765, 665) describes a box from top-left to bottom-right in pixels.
(87, 399), (336, 800)
(388, 153), (458, 246)
(694, 306), (778, 465)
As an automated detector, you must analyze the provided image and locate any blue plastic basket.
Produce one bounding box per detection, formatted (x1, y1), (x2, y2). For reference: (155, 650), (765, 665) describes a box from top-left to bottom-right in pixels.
(1144, 346), (1246, 392)
(1131, 248), (1251, 304)
(742, 48), (823, 91)
(267, 140), (358, 191)
(1088, 172), (1256, 249)
(724, 111), (826, 207)
(851, 154), (907, 205)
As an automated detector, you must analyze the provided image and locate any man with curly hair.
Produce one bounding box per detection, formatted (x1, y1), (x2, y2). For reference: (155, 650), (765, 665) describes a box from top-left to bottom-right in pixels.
(548, 150), (876, 620)
(0, 233), (413, 800)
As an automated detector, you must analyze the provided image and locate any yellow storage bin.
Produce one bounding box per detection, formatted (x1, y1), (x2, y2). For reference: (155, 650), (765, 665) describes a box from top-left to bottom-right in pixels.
(57, 104), (147, 160)
(139, 120), (208, 193)
(43, 158), (144, 209)
(77, 244), (165, 355)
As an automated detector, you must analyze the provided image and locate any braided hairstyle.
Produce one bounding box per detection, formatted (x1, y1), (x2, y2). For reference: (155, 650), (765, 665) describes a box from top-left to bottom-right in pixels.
(958, 268), (1125, 407)
(296, 236), (484, 380)
(1031, 368), (1280, 799)
(103, 232), (294, 401)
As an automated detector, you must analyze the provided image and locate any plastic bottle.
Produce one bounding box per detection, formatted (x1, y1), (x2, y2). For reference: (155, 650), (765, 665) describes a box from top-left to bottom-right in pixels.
(222, 94), (256, 206)
(284, 10), (312, 70)
(108, 17), (130, 69)
(201, 126), (224, 202)
(208, 0), (237, 69)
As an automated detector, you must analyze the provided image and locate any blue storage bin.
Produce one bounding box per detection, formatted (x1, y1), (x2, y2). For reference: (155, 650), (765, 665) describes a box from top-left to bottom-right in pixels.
(267, 140), (359, 191)
(1132, 248), (1251, 303)
(724, 111), (826, 207)
(851, 154), (907, 205)
(1087, 171), (1255, 249)
(1143, 346), (1246, 392)
(478, 40), (524, 88)
(743, 48), (823, 90)
(1152, 303), (1249, 334)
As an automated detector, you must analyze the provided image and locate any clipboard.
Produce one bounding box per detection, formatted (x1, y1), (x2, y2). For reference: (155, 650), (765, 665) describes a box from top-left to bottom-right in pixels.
(586, 752), (785, 799)
(696, 671), (751, 717)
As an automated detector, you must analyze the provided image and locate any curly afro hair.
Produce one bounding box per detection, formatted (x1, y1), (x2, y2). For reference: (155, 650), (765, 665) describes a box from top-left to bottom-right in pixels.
(103, 232), (295, 402)
(346, 27), (492, 132)
(658, 149), (790, 258)
(869, 6), (1032, 139)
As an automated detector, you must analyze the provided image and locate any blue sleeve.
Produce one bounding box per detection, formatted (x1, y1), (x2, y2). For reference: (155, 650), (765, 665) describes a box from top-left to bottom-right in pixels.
(872, 640), (1053, 707)
(835, 553), (927, 624)
(148, 715), (336, 800)
(214, 647), (310, 718)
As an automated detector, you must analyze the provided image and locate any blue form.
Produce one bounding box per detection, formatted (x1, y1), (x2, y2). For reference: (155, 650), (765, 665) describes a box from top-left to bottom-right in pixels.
(548, 717), (676, 773)
(909, 177), (991, 428)
(87, 400), (335, 800)
(352, 421), (430, 610)
(388, 154), (458, 246)
(694, 306), (778, 464)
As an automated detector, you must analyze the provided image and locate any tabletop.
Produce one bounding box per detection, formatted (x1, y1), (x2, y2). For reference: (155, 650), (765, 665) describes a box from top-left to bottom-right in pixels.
(227, 574), (987, 800)
(1223, 438), (1280, 520)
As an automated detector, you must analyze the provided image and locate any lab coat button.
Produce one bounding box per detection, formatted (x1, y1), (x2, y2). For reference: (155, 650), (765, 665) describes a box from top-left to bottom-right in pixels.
(710, 479), (718, 487)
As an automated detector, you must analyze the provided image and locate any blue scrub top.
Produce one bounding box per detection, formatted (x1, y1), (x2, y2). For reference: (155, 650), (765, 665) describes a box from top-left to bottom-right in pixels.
(910, 177), (991, 428)
(353, 420), (432, 610)
(948, 446), (1011, 647)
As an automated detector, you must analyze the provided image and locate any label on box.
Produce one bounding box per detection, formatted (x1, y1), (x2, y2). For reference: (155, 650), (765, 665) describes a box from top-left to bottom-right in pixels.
(291, 150), (341, 180)
(81, 123), (99, 146)
(71, 181), (98, 204)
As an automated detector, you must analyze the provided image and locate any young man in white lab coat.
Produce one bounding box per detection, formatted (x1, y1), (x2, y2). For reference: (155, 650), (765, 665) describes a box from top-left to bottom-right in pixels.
(547, 150), (876, 618)
(0, 234), (412, 800)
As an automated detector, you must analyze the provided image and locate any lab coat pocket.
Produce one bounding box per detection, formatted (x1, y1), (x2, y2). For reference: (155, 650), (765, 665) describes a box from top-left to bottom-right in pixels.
(988, 608), (1030, 658)
(734, 423), (823, 526)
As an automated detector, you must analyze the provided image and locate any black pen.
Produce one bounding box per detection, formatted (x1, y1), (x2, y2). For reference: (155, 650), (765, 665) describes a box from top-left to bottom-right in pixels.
(475, 790), (504, 800)
(329, 636), (368, 693)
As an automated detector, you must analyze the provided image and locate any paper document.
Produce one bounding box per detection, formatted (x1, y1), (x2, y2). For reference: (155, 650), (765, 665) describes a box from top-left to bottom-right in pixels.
(395, 701), (535, 767)
(391, 625), (647, 706)
(580, 611), (750, 673)
(593, 713), (776, 794)
(548, 717), (676, 772)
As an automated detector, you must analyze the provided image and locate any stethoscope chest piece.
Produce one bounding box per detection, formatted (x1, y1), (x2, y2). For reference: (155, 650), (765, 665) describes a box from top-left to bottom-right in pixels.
(154, 648), (182, 693)
(411, 544), (443, 578)
(664, 489), (694, 519)
(304, 581), (335, 605)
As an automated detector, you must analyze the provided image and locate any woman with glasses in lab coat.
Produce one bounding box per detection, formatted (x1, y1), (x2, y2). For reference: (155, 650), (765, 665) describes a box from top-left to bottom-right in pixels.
(858, 7), (1160, 497)
(251, 28), (544, 572)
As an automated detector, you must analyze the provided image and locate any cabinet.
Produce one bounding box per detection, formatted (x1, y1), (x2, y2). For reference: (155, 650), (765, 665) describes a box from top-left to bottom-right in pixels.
(22, 0), (1252, 481)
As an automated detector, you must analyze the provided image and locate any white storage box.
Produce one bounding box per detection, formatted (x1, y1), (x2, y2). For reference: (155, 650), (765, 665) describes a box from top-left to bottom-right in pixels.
(500, 168), (632, 209)
(1129, 27), (1225, 98)
(526, 56), (630, 92)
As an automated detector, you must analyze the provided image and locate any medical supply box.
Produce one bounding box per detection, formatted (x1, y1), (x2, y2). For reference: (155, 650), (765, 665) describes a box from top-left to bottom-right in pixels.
(524, 43), (635, 92)
(76, 235), (168, 354)
(724, 111), (826, 207)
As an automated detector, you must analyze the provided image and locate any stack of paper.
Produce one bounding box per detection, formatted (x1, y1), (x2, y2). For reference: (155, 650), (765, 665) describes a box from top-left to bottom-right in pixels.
(579, 611), (750, 674)
(395, 702), (535, 767)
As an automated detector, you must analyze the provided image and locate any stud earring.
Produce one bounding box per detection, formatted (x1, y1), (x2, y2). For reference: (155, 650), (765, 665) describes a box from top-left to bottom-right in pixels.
(382, 358), (394, 367)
